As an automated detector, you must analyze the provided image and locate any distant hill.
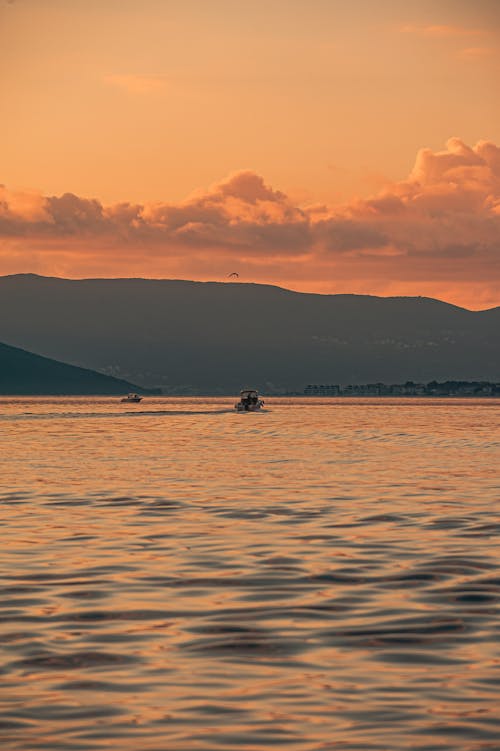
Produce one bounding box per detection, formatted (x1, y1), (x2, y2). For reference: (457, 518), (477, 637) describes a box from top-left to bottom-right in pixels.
(0, 274), (498, 393)
(0, 340), (148, 395)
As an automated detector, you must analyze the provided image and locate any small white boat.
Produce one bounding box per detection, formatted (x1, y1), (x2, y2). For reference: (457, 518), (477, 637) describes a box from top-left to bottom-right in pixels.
(235, 389), (264, 412)
(121, 393), (142, 403)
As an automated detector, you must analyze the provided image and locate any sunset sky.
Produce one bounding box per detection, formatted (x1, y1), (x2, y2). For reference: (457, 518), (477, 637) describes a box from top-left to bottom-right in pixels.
(1, 0), (499, 308)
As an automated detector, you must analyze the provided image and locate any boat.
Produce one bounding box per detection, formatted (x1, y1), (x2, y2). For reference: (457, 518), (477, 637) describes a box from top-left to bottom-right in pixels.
(121, 393), (142, 403)
(235, 389), (265, 412)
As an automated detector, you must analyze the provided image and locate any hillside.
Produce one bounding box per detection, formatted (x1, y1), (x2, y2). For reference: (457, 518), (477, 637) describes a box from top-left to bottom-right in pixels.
(0, 340), (148, 395)
(0, 274), (498, 393)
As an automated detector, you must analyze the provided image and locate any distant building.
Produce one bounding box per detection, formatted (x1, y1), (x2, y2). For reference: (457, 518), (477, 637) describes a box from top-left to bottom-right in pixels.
(304, 384), (340, 396)
(303, 381), (500, 397)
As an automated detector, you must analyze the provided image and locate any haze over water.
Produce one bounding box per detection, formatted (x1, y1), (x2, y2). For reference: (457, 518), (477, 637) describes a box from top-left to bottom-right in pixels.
(1, 397), (499, 750)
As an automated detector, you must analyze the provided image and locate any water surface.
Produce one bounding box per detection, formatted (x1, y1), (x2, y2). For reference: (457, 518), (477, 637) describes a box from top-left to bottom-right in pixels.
(1, 397), (499, 750)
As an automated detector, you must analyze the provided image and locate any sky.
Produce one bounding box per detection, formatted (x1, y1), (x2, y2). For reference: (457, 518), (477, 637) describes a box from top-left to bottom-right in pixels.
(1, 0), (499, 309)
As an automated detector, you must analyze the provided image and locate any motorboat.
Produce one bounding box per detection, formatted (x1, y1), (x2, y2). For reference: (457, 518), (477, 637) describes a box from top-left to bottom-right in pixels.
(235, 389), (264, 412)
(121, 393), (142, 403)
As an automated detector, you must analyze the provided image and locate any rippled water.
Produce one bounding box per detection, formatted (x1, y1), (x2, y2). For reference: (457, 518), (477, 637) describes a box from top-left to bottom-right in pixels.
(1, 397), (499, 751)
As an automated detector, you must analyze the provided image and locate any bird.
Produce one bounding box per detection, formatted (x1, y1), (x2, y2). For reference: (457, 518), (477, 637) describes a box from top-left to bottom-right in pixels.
(227, 272), (239, 279)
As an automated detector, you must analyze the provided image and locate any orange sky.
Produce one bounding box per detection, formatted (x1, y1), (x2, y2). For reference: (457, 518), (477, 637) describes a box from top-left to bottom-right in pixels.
(1, 0), (499, 309)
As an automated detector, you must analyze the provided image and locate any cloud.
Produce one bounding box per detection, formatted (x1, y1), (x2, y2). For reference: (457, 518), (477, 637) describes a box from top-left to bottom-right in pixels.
(399, 24), (498, 67)
(400, 24), (487, 38)
(1, 138), (499, 309)
(0, 184), (46, 220)
(103, 74), (168, 94)
(458, 46), (496, 59)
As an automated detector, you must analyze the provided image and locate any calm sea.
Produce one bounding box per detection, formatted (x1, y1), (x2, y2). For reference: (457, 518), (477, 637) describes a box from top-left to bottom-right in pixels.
(1, 397), (499, 751)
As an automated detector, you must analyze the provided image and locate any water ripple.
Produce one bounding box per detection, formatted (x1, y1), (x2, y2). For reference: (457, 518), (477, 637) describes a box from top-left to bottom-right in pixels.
(0, 396), (499, 751)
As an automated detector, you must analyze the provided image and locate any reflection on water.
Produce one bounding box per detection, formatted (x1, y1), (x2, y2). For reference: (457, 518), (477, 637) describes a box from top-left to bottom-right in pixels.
(0, 397), (499, 750)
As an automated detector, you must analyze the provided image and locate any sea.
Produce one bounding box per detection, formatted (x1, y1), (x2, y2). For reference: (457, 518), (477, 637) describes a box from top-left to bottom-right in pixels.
(1, 396), (499, 751)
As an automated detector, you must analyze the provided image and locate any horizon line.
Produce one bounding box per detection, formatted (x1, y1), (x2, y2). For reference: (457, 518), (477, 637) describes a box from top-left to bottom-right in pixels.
(1, 272), (498, 314)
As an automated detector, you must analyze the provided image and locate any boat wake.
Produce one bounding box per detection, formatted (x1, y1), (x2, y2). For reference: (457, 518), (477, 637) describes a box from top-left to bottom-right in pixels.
(0, 408), (238, 421)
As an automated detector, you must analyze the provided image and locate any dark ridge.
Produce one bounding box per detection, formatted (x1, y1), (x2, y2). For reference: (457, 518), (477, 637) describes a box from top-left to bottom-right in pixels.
(0, 274), (498, 393)
(0, 341), (152, 395)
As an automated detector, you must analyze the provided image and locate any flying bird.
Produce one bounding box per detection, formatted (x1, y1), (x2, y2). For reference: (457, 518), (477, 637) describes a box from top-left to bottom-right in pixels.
(227, 272), (239, 279)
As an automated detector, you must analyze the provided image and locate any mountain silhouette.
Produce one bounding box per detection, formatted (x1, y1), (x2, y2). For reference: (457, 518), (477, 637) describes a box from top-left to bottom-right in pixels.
(0, 340), (148, 395)
(0, 274), (498, 393)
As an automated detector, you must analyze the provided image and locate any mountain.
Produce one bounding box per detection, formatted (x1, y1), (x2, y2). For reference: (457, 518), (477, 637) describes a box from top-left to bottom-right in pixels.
(0, 273), (498, 393)
(0, 340), (148, 395)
